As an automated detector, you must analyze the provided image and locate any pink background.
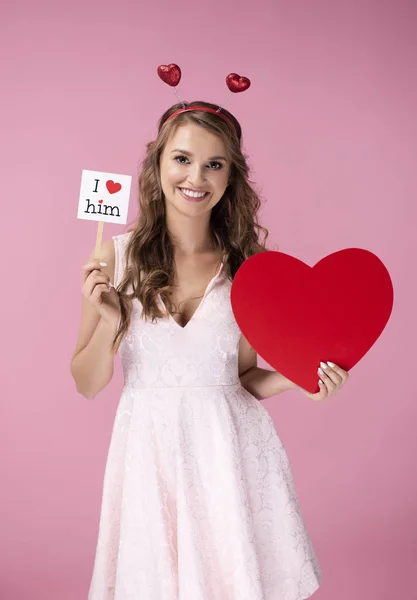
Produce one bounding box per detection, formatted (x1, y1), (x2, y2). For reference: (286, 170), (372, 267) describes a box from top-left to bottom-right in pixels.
(2, 0), (416, 598)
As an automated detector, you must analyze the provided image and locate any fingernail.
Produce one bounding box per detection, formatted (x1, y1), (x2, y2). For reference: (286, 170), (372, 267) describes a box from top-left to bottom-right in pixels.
(327, 361), (335, 367)
(320, 361), (328, 370)
(100, 262), (107, 267)
(108, 282), (114, 288)
(318, 367), (324, 375)
(318, 379), (323, 385)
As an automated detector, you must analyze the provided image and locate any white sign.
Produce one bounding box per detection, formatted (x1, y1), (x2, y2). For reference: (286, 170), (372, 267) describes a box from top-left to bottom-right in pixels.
(77, 169), (132, 224)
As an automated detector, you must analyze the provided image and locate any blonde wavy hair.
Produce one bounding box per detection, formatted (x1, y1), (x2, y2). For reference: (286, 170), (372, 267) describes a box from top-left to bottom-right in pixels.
(111, 100), (270, 353)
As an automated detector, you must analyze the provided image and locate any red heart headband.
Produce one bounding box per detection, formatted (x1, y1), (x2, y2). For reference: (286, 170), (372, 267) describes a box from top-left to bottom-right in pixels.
(157, 64), (251, 136)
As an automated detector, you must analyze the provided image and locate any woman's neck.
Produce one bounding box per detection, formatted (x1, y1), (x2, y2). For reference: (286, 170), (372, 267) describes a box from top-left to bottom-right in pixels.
(167, 216), (215, 255)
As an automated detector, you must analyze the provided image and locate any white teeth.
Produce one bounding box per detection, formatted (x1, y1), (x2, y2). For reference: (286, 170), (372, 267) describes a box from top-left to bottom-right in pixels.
(180, 188), (207, 198)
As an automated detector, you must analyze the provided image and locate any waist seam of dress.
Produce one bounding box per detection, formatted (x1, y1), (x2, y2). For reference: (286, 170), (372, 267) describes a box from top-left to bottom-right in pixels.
(123, 381), (242, 390)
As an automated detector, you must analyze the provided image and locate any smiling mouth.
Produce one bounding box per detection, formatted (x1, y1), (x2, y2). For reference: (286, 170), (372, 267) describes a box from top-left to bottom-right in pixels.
(177, 187), (210, 201)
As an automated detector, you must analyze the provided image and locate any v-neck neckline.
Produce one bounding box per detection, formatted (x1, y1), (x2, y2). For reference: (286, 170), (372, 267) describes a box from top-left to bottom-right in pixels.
(159, 261), (224, 331)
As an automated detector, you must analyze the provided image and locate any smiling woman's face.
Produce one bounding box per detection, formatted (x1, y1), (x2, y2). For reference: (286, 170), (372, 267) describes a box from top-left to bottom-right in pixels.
(159, 122), (231, 217)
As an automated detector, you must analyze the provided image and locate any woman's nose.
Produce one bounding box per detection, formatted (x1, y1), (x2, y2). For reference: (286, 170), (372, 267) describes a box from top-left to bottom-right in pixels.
(188, 164), (206, 186)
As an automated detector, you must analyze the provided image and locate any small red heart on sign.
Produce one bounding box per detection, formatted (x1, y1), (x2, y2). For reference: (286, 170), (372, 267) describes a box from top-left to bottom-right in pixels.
(226, 73), (251, 93)
(231, 249), (393, 394)
(157, 64), (181, 87)
(106, 180), (122, 194)
(98, 199), (103, 204)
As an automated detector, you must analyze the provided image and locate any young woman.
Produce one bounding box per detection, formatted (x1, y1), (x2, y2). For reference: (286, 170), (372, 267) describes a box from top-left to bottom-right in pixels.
(71, 100), (348, 599)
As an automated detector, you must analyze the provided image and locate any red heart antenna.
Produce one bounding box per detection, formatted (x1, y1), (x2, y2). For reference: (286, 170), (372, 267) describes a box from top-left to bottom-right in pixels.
(226, 73), (251, 93)
(157, 64), (185, 107)
(157, 64), (181, 87)
(216, 72), (251, 113)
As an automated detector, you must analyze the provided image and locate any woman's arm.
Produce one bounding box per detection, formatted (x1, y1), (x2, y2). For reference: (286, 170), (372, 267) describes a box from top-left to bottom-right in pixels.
(70, 239), (118, 399)
(238, 334), (296, 401)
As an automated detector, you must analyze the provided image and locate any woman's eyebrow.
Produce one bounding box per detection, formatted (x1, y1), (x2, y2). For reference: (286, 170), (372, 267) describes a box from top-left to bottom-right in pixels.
(170, 149), (228, 161)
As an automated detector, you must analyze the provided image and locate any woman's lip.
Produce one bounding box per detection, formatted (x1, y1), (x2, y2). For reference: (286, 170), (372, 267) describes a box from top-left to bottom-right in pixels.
(177, 187), (209, 202)
(178, 187), (208, 193)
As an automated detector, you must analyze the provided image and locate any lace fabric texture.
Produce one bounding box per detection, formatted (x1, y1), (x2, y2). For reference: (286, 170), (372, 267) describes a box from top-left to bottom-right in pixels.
(88, 231), (322, 600)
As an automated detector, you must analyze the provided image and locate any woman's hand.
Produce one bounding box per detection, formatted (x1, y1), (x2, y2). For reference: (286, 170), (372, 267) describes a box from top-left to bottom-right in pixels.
(299, 362), (349, 401)
(81, 259), (121, 327)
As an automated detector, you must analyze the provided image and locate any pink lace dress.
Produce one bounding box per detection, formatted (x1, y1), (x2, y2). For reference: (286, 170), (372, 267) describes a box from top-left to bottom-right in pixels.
(88, 231), (321, 600)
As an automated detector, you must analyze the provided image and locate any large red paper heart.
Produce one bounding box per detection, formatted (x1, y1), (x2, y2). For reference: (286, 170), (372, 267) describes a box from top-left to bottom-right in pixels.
(226, 73), (251, 93)
(106, 180), (121, 194)
(231, 249), (394, 394)
(157, 64), (181, 87)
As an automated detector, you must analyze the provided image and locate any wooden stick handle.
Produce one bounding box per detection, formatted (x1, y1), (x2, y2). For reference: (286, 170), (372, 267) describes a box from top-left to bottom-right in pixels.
(94, 221), (104, 259)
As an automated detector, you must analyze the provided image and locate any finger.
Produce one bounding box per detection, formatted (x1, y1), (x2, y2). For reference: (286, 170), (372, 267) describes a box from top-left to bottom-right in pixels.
(319, 362), (343, 387)
(326, 362), (349, 381)
(83, 273), (112, 298)
(316, 379), (328, 400)
(81, 260), (108, 284)
(82, 260), (107, 274)
(92, 282), (112, 303)
(318, 368), (337, 394)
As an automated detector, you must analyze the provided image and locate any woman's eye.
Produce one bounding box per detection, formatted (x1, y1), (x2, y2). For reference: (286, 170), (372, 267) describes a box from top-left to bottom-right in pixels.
(174, 156), (222, 170)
